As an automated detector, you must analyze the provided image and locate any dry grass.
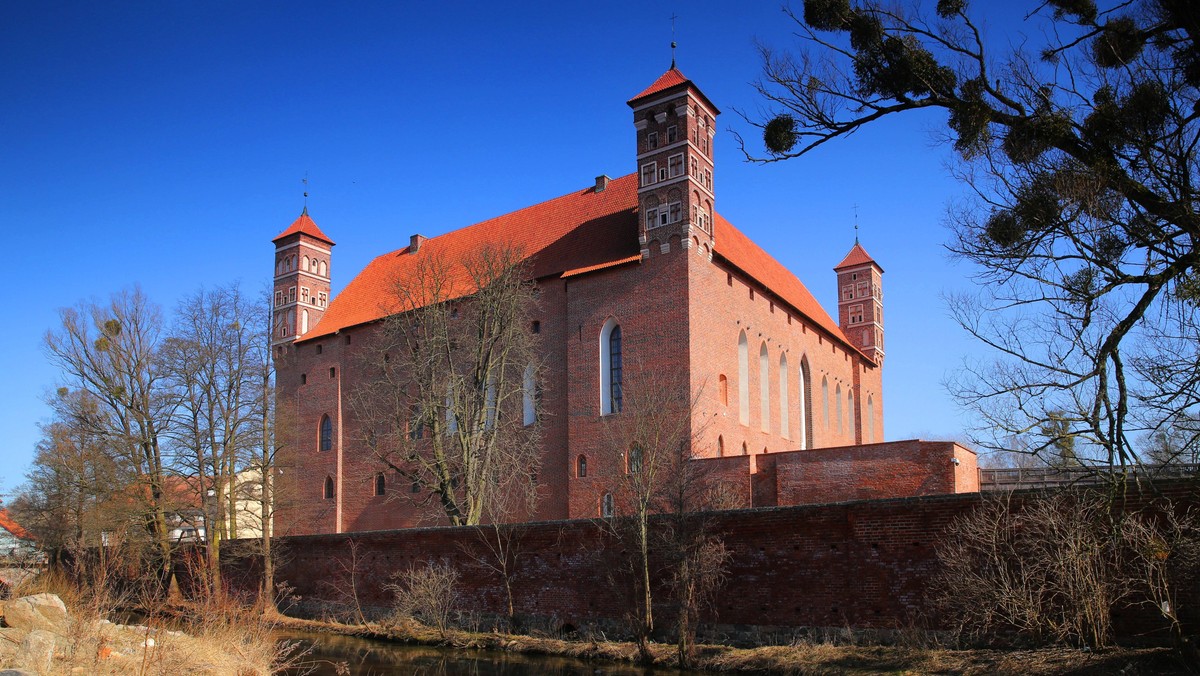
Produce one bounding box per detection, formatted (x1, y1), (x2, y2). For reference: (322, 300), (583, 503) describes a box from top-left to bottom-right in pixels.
(1, 572), (291, 675)
(267, 614), (1191, 674)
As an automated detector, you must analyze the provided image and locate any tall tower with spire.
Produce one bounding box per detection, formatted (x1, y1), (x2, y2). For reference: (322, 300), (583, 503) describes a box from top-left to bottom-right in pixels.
(271, 208), (335, 351)
(834, 241), (885, 363)
(627, 66), (719, 255)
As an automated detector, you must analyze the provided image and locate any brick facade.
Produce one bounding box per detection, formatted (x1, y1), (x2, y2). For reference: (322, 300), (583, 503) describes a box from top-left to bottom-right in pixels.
(271, 67), (964, 538)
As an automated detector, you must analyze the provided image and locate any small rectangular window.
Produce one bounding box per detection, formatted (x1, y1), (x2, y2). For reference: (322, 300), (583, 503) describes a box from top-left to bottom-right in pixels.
(658, 209), (669, 227)
(641, 162), (657, 186)
(647, 131), (658, 150)
(646, 208), (658, 229)
(275, 291), (283, 307)
(531, 320), (540, 334)
(301, 373), (307, 385)
(329, 367), (336, 378)
(288, 287), (296, 303)
(667, 125), (677, 143)
(345, 334), (352, 345)
(668, 153), (683, 177)
(669, 202), (681, 223)
(301, 287), (310, 303)
(316, 344), (323, 355)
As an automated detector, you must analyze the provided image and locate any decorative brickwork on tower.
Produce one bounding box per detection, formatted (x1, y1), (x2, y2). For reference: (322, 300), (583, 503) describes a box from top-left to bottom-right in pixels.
(629, 68), (718, 259)
(834, 242), (885, 365)
(271, 209), (334, 350)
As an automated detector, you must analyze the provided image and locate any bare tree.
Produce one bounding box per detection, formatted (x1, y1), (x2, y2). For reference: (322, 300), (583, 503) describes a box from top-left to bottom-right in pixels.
(13, 405), (127, 566)
(44, 288), (177, 585)
(741, 0), (1200, 476)
(351, 245), (542, 527)
(162, 284), (264, 592)
(600, 372), (727, 663)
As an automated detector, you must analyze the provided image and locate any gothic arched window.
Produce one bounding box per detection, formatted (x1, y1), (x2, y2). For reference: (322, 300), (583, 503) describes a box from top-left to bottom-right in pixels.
(759, 343), (770, 432)
(600, 319), (623, 414)
(737, 331), (749, 425)
(319, 414), (332, 452)
(779, 353), (790, 439)
(323, 476), (334, 500)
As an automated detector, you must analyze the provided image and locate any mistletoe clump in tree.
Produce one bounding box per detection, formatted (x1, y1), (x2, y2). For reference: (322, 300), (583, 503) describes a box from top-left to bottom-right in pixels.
(743, 0), (1199, 471)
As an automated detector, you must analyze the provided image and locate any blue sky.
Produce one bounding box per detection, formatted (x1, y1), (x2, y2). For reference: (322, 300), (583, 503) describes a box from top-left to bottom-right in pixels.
(0, 1), (1036, 498)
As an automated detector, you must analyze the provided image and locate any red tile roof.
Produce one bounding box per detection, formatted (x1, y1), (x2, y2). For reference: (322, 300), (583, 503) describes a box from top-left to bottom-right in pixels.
(713, 214), (855, 349)
(627, 67), (721, 114)
(273, 209), (335, 245)
(629, 67), (690, 104)
(301, 176), (641, 340)
(0, 507), (33, 541)
(300, 173), (858, 355)
(834, 242), (881, 271)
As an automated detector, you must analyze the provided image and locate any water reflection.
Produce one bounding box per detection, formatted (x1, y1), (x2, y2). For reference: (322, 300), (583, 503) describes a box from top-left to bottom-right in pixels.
(277, 630), (696, 676)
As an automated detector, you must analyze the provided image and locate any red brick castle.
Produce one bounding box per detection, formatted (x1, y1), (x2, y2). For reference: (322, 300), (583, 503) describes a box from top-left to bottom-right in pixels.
(271, 68), (978, 536)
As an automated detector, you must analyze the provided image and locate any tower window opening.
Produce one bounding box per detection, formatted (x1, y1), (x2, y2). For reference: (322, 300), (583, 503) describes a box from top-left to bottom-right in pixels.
(647, 131), (658, 150)
(667, 125), (678, 143)
(374, 473), (385, 496)
(668, 154), (683, 178)
(323, 476), (334, 500)
(577, 455), (587, 478)
(641, 162), (657, 186)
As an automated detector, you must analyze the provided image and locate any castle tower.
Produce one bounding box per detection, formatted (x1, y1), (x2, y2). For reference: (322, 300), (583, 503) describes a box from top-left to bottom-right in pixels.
(627, 67), (719, 256)
(834, 242), (884, 363)
(271, 208), (335, 350)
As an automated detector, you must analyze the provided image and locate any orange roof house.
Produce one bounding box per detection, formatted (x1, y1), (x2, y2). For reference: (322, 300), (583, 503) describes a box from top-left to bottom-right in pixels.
(0, 507), (33, 542)
(267, 66), (965, 537)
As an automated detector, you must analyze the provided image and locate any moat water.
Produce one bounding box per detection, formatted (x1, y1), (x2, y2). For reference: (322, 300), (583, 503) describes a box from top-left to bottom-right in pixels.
(276, 630), (703, 675)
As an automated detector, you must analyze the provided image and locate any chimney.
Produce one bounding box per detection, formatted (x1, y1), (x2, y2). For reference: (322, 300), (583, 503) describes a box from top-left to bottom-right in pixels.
(594, 175), (610, 192)
(410, 234), (425, 253)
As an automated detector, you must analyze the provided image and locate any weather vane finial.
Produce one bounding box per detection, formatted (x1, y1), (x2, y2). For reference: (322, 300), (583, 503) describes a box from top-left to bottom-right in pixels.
(671, 13), (678, 68)
(302, 173), (310, 215)
(853, 204), (860, 244)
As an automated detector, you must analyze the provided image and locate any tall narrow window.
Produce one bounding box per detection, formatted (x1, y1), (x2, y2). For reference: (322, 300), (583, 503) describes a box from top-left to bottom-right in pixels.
(799, 357), (813, 450)
(822, 377), (830, 429)
(836, 384), (843, 435)
(484, 376), (497, 431)
(323, 476), (334, 500)
(301, 309), (309, 334)
(600, 319), (623, 414)
(577, 455), (587, 478)
(601, 492), (614, 518)
(319, 415), (332, 452)
(628, 446), (643, 474)
(717, 436), (725, 457)
(847, 390), (855, 441)
(867, 396), (875, 443)
(718, 374), (728, 406)
(374, 473), (385, 496)
(737, 331), (749, 425)
(759, 343), (770, 432)
(523, 364), (537, 426)
(779, 354), (790, 439)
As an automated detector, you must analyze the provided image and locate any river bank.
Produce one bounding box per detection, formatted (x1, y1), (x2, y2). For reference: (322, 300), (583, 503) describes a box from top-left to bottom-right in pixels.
(269, 614), (1189, 675)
